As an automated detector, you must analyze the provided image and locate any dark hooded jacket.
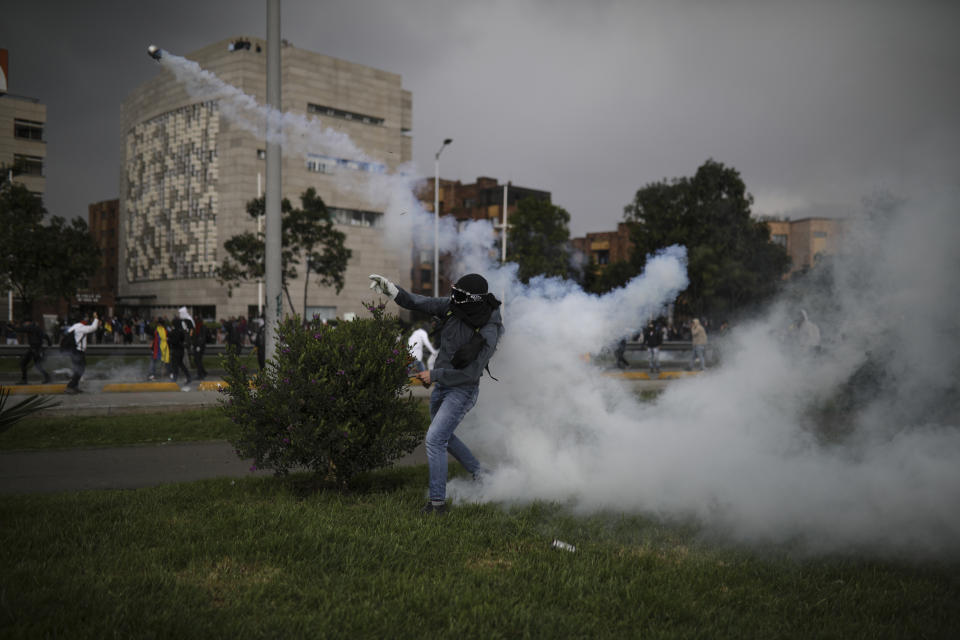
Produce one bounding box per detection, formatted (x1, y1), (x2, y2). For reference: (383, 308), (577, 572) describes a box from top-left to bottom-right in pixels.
(393, 287), (503, 387)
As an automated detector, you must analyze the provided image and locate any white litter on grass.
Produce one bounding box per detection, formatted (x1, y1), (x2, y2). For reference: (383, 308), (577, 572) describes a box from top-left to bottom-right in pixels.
(551, 539), (576, 553)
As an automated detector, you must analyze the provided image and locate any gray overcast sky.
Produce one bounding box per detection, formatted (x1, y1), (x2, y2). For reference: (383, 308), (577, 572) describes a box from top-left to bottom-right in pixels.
(3, 0), (958, 236)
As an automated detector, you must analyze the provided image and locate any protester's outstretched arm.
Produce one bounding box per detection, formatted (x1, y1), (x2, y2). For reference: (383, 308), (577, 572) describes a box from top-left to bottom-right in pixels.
(73, 315), (100, 336)
(369, 274), (447, 317)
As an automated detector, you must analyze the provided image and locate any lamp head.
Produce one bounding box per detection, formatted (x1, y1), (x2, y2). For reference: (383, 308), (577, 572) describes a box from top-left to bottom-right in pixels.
(147, 45), (163, 61)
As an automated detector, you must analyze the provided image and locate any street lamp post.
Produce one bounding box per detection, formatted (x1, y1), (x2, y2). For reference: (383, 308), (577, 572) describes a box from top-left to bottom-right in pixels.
(434, 138), (453, 295)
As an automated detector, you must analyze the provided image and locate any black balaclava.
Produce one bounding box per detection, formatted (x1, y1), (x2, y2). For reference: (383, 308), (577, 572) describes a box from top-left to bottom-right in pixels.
(450, 273), (500, 328)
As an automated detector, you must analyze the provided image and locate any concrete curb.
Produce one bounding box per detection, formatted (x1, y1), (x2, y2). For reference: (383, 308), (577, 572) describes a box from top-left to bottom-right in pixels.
(603, 370), (704, 380)
(1, 384), (67, 395)
(102, 382), (181, 393)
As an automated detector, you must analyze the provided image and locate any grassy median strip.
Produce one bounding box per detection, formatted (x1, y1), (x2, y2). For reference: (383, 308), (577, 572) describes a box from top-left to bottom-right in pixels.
(0, 472), (957, 639)
(0, 408), (237, 451)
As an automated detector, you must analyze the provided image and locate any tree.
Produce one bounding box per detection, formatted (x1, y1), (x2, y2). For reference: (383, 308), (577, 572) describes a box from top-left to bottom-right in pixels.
(506, 197), (574, 283)
(582, 259), (637, 295)
(287, 189), (352, 318)
(0, 183), (101, 318)
(217, 188), (351, 316)
(623, 159), (790, 319)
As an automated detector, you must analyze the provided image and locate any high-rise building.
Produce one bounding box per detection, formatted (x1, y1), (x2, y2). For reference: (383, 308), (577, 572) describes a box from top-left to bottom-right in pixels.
(0, 48), (47, 197)
(118, 37), (413, 321)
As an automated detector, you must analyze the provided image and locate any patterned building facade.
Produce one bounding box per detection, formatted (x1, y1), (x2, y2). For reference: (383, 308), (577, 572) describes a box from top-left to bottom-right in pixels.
(119, 37), (413, 321)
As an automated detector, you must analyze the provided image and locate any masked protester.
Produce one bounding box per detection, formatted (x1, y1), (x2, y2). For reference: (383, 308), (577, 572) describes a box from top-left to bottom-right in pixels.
(369, 272), (504, 515)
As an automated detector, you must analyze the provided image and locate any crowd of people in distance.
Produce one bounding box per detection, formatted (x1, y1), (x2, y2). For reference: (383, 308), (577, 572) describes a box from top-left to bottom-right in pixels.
(612, 316), (716, 373)
(3, 310), (272, 391)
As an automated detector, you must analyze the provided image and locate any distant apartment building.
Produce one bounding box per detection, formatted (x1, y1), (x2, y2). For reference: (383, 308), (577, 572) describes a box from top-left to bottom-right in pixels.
(0, 48), (46, 196)
(572, 217), (845, 279)
(83, 199), (120, 314)
(413, 176), (550, 295)
(570, 223), (634, 269)
(119, 37), (413, 321)
(765, 217), (845, 276)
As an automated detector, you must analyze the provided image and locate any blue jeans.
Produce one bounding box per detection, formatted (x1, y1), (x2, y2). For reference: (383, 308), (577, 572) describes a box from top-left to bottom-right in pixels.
(691, 345), (707, 370)
(647, 346), (660, 372)
(426, 383), (481, 501)
(67, 350), (86, 389)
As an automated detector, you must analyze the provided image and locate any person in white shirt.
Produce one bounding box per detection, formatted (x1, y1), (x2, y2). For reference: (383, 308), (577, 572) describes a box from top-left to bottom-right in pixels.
(64, 312), (100, 394)
(407, 324), (437, 372)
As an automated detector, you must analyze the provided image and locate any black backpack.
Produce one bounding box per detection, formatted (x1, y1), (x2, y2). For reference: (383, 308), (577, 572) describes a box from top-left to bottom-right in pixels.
(168, 324), (185, 348)
(432, 310), (498, 380)
(59, 329), (77, 353)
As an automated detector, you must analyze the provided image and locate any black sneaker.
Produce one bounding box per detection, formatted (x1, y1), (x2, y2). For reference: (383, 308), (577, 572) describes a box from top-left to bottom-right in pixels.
(420, 502), (448, 515)
(64, 387), (80, 395)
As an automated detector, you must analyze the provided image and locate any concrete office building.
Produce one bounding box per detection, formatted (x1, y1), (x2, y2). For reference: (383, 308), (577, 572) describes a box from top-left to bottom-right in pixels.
(0, 48), (46, 196)
(2, 48), (47, 323)
(119, 37), (412, 321)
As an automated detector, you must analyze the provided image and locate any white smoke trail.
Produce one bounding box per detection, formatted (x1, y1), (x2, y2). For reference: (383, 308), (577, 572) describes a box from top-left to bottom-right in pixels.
(157, 52), (449, 260)
(159, 50), (960, 559)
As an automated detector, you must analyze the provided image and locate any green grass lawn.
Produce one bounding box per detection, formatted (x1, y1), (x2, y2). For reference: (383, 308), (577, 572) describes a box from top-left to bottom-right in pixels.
(0, 408), (238, 450)
(1, 469), (957, 639)
(1, 408), (957, 637)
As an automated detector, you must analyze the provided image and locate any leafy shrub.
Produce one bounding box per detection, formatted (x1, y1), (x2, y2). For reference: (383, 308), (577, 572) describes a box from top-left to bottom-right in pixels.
(221, 303), (425, 488)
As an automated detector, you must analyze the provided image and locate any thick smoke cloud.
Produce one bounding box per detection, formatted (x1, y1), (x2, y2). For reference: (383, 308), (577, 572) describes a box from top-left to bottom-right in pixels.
(451, 193), (960, 559)
(163, 52), (960, 559)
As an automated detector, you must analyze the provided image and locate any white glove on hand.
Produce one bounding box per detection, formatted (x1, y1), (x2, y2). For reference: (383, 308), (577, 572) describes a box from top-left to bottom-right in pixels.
(368, 274), (399, 299)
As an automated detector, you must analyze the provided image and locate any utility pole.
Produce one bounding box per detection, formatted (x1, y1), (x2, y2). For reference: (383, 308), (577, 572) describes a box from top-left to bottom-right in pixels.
(264, 0), (283, 357)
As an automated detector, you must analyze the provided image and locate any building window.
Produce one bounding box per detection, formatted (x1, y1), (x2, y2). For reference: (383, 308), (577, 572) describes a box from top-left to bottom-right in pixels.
(14, 119), (44, 141)
(772, 234), (788, 246)
(595, 250), (610, 265)
(306, 306), (337, 321)
(256, 149), (266, 160)
(306, 152), (385, 175)
(306, 157), (333, 174)
(307, 103), (384, 126)
(13, 154), (43, 176)
(421, 269), (431, 284)
(329, 207), (381, 227)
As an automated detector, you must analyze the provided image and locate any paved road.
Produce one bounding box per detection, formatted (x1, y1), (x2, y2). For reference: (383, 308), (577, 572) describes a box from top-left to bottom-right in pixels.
(0, 374), (674, 495)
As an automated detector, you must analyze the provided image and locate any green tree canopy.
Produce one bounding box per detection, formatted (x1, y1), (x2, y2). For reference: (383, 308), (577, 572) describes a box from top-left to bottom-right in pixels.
(506, 197), (574, 284)
(623, 159), (790, 319)
(217, 188), (351, 316)
(0, 183), (101, 319)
